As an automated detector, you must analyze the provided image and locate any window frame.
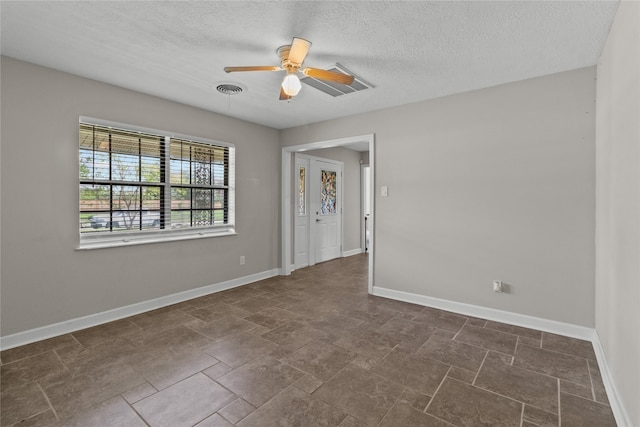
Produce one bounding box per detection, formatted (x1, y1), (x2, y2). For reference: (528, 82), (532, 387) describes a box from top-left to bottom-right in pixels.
(78, 117), (236, 250)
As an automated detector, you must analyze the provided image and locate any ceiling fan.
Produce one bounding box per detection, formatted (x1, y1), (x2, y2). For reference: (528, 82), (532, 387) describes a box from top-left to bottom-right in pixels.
(224, 37), (355, 100)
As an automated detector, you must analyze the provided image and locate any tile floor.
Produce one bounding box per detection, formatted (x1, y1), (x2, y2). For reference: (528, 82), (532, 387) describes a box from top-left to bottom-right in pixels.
(1, 254), (617, 426)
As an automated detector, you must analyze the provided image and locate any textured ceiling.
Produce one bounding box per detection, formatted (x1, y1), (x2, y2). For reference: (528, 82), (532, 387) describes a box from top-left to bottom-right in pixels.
(1, 1), (619, 130)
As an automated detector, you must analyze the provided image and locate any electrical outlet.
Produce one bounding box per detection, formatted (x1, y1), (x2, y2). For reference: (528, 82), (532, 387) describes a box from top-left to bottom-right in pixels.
(493, 280), (503, 293)
(240, 256), (245, 265)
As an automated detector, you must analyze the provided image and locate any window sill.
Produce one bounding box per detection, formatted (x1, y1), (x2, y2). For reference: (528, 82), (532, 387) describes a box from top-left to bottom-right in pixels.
(77, 228), (237, 250)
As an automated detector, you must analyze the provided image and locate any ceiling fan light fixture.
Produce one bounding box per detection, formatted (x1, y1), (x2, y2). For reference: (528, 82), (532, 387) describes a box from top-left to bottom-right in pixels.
(281, 72), (301, 97)
(224, 37), (351, 100)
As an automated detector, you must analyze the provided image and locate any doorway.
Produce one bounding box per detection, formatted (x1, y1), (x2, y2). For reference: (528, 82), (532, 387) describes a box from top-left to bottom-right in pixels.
(294, 154), (344, 268)
(282, 134), (375, 294)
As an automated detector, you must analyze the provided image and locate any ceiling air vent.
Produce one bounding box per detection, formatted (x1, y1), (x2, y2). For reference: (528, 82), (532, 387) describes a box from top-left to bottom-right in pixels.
(301, 63), (373, 97)
(216, 83), (245, 95)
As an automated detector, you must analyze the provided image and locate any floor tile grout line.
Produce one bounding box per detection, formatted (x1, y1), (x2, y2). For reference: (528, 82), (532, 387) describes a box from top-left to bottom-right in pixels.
(217, 396), (252, 425)
(543, 347), (597, 363)
(538, 332), (544, 349)
(297, 364), (371, 427)
(431, 329), (514, 358)
(518, 340), (596, 364)
(557, 378), (562, 427)
(51, 346), (73, 373)
(557, 389), (614, 408)
(453, 376), (534, 416)
(125, 382), (159, 405)
(13, 408), (55, 426)
(459, 320), (530, 341)
(483, 322), (543, 339)
(522, 401), (564, 422)
(510, 352), (596, 390)
(36, 381), (60, 423)
(451, 322), (464, 340)
(452, 372), (564, 425)
(374, 385), (406, 427)
(132, 370), (240, 426)
(1, 337), (72, 365)
(500, 346), (576, 385)
(423, 365), (452, 414)
(124, 394), (152, 427)
(471, 350), (489, 386)
(587, 358), (597, 401)
(372, 343), (400, 368)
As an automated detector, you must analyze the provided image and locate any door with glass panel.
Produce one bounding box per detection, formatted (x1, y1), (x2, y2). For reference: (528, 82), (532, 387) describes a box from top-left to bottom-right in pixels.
(294, 155), (310, 269)
(311, 159), (342, 263)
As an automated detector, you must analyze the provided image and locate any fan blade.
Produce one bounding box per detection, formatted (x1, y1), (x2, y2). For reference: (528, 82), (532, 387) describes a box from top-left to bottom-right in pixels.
(279, 87), (292, 101)
(224, 66), (281, 73)
(288, 38), (311, 65)
(302, 68), (354, 85)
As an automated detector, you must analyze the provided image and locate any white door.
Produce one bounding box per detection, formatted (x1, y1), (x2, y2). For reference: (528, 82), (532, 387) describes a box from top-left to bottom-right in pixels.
(311, 159), (342, 263)
(294, 155), (310, 269)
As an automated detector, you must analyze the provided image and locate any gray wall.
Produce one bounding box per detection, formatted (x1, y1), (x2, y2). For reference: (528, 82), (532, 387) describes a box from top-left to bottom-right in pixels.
(282, 67), (597, 326)
(595, 1), (640, 424)
(0, 57), (281, 336)
(303, 147), (363, 253)
(0, 56), (604, 338)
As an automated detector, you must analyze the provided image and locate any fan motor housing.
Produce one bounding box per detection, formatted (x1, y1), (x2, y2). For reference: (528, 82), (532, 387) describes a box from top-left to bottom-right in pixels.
(277, 45), (299, 72)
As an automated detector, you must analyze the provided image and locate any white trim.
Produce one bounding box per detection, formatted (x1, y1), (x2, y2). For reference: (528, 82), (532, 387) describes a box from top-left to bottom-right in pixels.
(360, 163), (371, 254)
(281, 149), (292, 276)
(77, 229), (237, 250)
(343, 248), (363, 257)
(283, 264), (296, 276)
(0, 268), (279, 351)
(78, 117), (236, 249)
(592, 331), (633, 427)
(281, 134), (375, 293)
(367, 139), (375, 294)
(373, 286), (594, 339)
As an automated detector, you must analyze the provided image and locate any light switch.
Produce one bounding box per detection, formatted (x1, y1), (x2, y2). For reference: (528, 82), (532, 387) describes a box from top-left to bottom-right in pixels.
(381, 186), (388, 197)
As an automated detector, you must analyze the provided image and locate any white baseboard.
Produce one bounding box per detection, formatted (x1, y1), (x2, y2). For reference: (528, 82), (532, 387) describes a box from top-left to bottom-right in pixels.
(1, 276), (631, 426)
(343, 248), (363, 257)
(0, 268), (280, 351)
(372, 286), (593, 339)
(372, 286), (631, 425)
(591, 331), (633, 427)
(283, 264), (296, 275)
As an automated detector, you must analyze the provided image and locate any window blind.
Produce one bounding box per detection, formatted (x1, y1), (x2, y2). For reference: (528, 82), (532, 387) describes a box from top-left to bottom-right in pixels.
(79, 120), (234, 240)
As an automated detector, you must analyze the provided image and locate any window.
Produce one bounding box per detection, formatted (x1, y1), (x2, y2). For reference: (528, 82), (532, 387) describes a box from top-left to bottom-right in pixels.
(79, 118), (235, 249)
(170, 138), (229, 227)
(297, 166), (306, 216)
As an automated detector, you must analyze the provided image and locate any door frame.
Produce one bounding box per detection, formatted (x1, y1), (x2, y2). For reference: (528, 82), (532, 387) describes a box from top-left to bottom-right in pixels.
(281, 134), (375, 294)
(361, 163), (371, 253)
